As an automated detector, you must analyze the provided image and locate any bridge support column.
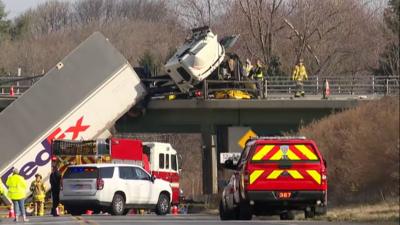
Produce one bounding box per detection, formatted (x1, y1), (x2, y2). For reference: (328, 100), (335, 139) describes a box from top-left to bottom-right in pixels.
(201, 131), (218, 195)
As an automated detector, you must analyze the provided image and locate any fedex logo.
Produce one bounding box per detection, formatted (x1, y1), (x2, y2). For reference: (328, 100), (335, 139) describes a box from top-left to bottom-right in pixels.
(1, 116), (90, 186)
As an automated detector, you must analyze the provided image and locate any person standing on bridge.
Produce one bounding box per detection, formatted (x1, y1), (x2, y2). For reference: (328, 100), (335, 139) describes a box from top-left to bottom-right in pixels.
(251, 59), (266, 98)
(6, 168), (29, 222)
(30, 174), (46, 216)
(50, 165), (61, 217)
(292, 58), (308, 97)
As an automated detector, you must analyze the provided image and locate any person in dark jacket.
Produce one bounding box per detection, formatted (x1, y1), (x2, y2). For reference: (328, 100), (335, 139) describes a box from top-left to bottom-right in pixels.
(50, 165), (61, 216)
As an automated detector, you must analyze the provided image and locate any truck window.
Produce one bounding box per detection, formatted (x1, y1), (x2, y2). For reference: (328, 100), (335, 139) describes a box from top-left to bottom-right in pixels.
(119, 167), (135, 180)
(159, 153), (165, 169)
(99, 167), (114, 178)
(166, 154), (170, 169)
(251, 144), (320, 162)
(97, 140), (110, 155)
(171, 154), (177, 171)
(63, 167), (98, 179)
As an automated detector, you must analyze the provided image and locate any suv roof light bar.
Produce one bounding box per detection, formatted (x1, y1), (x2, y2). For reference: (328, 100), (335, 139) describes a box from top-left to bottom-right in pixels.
(252, 136), (307, 140)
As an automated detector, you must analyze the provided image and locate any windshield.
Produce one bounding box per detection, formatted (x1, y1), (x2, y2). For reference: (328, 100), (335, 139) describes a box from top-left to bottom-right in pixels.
(251, 144), (319, 162)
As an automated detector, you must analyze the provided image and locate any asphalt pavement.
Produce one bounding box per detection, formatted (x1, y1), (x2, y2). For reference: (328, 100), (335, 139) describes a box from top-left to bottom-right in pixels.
(0, 215), (397, 225)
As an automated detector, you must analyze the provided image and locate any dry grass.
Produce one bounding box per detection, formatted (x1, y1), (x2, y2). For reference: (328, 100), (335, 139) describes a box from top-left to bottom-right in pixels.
(298, 96), (400, 204)
(321, 199), (400, 222)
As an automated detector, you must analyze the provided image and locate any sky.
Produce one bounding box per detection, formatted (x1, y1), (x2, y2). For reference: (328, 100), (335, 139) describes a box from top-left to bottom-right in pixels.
(2, 0), (51, 19)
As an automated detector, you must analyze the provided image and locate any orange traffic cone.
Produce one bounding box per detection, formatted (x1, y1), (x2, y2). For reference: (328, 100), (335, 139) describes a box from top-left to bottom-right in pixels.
(10, 86), (14, 97)
(8, 207), (15, 218)
(323, 79), (330, 99)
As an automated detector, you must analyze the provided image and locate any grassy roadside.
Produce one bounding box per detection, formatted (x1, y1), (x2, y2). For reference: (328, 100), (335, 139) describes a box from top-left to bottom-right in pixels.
(316, 200), (399, 222)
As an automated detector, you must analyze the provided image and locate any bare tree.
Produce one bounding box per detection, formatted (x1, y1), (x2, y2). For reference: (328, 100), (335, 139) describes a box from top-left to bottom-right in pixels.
(175, 0), (230, 28)
(235, 0), (288, 65)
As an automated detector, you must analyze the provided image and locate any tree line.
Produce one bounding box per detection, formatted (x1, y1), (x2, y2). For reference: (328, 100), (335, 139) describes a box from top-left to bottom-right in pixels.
(0, 0), (398, 78)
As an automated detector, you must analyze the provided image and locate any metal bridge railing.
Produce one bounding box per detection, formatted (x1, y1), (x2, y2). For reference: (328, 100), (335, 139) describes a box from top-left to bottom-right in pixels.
(203, 75), (399, 99)
(0, 75), (399, 99)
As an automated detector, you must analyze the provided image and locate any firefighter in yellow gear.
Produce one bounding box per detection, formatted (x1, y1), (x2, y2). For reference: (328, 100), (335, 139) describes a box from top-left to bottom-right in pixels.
(292, 59), (308, 97)
(243, 59), (253, 77)
(6, 168), (29, 222)
(30, 174), (46, 216)
(252, 59), (266, 98)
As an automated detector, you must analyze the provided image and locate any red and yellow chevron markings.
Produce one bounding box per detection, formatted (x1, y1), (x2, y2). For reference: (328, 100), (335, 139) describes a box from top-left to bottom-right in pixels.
(249, 169), (322, 184)
(252, 144), (318, 161)
(306, 170), (321, 184)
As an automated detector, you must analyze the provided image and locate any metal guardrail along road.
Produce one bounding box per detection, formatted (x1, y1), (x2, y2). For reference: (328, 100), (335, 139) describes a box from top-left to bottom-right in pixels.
(1, 75), (399, 99)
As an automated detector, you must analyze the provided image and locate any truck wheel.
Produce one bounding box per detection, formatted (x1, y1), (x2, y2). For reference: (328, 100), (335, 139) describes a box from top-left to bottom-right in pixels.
(219, 200), (237, 220)
(123, 209), (130, 215)
(305, 208), (315, 219)
(238, 201), (252, 220)
(155, 193), (170, 215)
(280, 210), (295, 220)
(110, 193), (125, 215)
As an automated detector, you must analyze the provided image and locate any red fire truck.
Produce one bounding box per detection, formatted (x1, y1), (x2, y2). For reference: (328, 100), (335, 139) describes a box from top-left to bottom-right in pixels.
(51, 138), (181, 205)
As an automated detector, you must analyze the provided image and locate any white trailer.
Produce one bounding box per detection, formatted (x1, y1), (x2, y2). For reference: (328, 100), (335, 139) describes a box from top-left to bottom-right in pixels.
(0, 32), (146, 203)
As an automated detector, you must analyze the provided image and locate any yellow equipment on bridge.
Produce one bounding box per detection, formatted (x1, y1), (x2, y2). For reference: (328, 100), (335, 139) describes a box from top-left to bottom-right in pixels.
(213, 90), (253, 99)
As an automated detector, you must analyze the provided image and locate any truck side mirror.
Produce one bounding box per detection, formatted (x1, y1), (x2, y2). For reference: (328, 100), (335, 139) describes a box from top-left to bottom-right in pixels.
(224, 159), (237, 170)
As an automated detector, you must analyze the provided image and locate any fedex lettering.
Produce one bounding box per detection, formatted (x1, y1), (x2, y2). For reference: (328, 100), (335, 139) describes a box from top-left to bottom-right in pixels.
(1, 116), (90, 186)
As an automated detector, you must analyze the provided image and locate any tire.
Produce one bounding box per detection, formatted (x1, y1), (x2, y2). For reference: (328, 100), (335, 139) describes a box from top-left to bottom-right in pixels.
(305, 208), (315, 219)
(280, 210), (295, 220)
(123, 209), (130, 215)
(219, 200), (237, 220)
(155, 193), (170, 215)
(238, 201), (252, 220)
(110, 193), (125, 216)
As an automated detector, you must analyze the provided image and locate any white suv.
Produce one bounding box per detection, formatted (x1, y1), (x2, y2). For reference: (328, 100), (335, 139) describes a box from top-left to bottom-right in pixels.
(60, 164), (172, 215)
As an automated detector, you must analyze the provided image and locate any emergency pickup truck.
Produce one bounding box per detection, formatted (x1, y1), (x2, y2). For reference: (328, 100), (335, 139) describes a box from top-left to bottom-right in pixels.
(220, 136), (327, 220)
(52, 138), (181, 206)
(0, 32), (146, 204)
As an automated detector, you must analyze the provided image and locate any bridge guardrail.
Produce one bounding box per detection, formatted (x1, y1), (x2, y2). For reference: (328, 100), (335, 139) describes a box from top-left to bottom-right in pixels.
(203, 75), (399, 99)
(1, 75), (399, 99)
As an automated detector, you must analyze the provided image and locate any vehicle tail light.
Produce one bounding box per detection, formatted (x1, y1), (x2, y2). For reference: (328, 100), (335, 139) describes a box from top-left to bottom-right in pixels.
(321, 168), (327, 186)
(195, 90), (202, 97)
(96, 178), (104, 190)
(51, 155), (57, 161)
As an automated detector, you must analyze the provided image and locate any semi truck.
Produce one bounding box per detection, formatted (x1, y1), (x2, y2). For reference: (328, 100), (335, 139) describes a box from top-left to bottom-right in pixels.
(153, 26), (239, 97)
(51, 138), (181, 205)
(0, 32), (146, 204)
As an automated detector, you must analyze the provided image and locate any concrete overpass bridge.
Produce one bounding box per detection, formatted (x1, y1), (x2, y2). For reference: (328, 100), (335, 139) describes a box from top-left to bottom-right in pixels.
(1, 75), (398, 194)
(114, 96), (381, 194)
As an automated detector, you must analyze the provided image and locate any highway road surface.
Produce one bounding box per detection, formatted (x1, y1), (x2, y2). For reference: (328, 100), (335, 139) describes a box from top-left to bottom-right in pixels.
(0, 215), (397, 225)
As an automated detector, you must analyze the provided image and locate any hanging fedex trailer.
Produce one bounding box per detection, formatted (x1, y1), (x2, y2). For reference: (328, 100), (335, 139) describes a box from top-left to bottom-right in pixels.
(0, 32), (146, 204)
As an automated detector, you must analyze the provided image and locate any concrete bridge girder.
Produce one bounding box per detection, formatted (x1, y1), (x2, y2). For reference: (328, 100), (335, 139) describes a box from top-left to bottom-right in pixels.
(114, 99), (365, 194)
